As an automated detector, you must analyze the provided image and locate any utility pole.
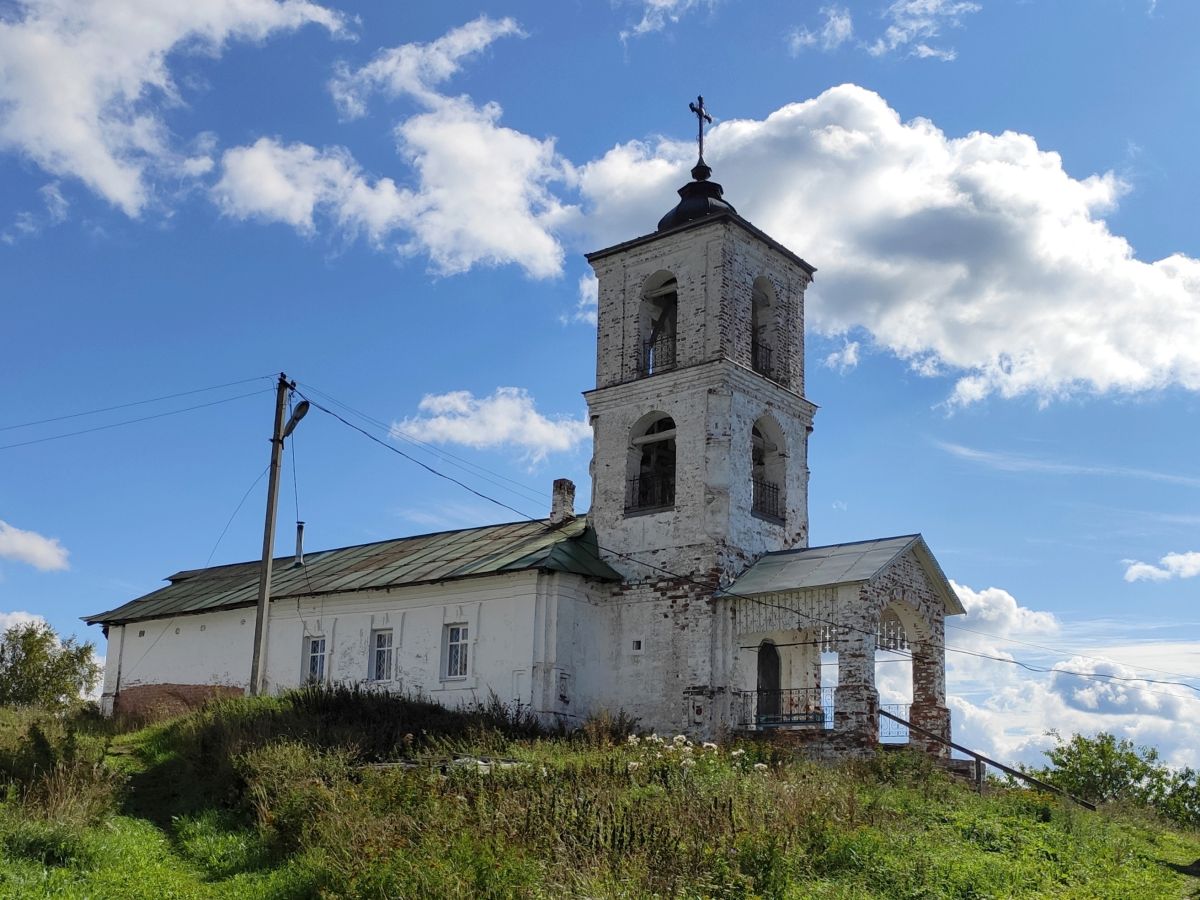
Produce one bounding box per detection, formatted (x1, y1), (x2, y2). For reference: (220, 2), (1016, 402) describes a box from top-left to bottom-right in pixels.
(249, 373), (292, 696)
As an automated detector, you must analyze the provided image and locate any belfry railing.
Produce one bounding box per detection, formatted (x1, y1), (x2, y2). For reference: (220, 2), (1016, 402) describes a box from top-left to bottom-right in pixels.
(626, 474), (676, 512)
(641, 334), (677, 376)
(751, 341), (773, 378)
(751, 478), (783, 522)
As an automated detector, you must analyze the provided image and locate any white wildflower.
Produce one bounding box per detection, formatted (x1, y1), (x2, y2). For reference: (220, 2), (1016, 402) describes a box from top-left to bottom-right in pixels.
(627, 761), (641, 771)
(702, 742), (718, 751)
(627, 734), (640, 746)
(753, 763), (768, 772)
(680, 757), (696, 768)
(731, 749), (746, 758)
(673, 734), (688, 745)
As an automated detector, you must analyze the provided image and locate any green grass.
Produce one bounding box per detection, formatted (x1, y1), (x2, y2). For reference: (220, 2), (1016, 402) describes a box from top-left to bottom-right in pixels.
(1, 689), (1198, 898)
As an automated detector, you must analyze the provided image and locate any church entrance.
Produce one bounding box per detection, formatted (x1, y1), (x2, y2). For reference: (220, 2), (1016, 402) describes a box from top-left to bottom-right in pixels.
(756, 640), (781, 721)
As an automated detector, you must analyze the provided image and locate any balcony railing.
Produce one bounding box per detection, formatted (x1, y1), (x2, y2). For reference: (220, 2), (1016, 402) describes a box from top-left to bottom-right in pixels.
(626, 473), (675, 512)
(751, 341), (773, 378)
(752, 477), (783, 522)
(735, 687), (834, 729)
(641, 334), (677, 376)
(879, 704), (910, 743)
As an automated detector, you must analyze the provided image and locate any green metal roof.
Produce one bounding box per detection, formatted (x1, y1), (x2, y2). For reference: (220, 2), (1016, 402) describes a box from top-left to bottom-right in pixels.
(726, 534), (964, 615)
(84, 517), (622, 626)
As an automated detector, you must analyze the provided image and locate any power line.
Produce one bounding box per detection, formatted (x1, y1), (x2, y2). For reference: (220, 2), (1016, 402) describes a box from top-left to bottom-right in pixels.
(296, 381), (551, 506)
(0, 375), (273, 433)
(204, 465), (270, 568)
(301, 387), (1200, 703)
(294, 391), (537, 523)
(0, 389), (272, 451)
(947, 621), (1200, 685)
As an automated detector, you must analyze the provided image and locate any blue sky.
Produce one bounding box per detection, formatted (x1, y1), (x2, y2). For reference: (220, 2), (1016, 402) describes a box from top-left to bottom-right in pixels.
(2, 0), (1198, 764)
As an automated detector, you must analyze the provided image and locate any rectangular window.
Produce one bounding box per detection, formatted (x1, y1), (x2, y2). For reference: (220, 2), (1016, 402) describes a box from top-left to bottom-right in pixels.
(444, 623), (469, 679)
(305, 636), (326, 682)
(370, 629), (393, 682)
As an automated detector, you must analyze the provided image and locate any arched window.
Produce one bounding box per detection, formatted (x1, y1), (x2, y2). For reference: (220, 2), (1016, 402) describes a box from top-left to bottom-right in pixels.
(639, 271), (678, 376)
(751, 277), (776, 378)
(751, 416), (786, 523)
(626, 414), (676, 511)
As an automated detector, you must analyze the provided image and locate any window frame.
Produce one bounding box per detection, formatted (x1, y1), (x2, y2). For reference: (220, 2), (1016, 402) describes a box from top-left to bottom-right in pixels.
(442, 623), (470, 681)
(304, 635), (327, 683)
(369, 628), (394, 682)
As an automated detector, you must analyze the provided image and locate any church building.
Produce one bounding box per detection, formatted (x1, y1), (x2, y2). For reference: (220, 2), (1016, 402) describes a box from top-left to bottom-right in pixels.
(86, 101), (964, 756)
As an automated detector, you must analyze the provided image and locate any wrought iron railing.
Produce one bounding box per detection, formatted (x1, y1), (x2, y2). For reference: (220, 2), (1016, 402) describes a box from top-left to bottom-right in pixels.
(626, 473), (675, 511)
(752, 478), (783, 522)
(735, 687), (834, 729)
(641, 334), (677, 376)
(879, 703), (910, 742)
(751, 341), (773, 378)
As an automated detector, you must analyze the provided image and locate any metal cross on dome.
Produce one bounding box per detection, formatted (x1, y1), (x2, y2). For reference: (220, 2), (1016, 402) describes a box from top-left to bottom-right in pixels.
(689, 95), (713, 162)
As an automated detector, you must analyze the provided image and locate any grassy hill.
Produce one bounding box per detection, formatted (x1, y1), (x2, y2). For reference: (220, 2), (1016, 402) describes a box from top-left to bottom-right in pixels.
(1, 687), (1198, 898)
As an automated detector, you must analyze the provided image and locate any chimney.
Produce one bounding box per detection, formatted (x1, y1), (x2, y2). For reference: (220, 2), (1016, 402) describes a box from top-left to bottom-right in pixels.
(294, 521), (305, 567)
(550, 479), (576, 525)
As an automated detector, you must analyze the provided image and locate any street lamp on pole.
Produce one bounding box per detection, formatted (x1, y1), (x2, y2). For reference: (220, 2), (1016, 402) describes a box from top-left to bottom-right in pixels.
(248, 373), (307, 697)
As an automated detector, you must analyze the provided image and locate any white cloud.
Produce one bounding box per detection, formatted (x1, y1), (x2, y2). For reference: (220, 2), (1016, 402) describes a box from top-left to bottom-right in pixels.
(213, 138), (408, 240)
(1, 181), (69, 244)
(564, 273), (599, 325)
(938, 442), (1200, 487)
(577, 85), (1200, 403)
(330, 15), (523, 117)
(941, 583), (1200, 768)
(824, 340), (860, 372)
(219, 19), (572, 278)
(0, 0), (344, 215)
(620, 0), (716, 41)
(0, 610), (47, 631)
(1123, 551), (1200, 583)
(393, 388), (591, 464)
(0, 519), (69, 571)
(869, 0), (980, 60)
(789, 5), (854, 55)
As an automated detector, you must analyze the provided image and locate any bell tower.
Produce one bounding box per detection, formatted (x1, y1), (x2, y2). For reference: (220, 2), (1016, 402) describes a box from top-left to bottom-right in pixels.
(584, 96), (817, 584)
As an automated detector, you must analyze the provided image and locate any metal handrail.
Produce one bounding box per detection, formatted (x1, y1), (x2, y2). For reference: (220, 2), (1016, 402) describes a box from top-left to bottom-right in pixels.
(751, 477), (782, 520)
(736, 687), (833, 729)
(642, 334), (677, 376)
(877, 708), (1096, 810)
(626, 474), (675, 511)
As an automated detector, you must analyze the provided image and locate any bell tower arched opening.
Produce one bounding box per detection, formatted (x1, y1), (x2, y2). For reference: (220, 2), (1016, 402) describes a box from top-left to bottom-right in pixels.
(639, 271), (678, 377)
(751, 276), (777, 379)
(751, 415), (786, 523)
(626, 413), (677, 513)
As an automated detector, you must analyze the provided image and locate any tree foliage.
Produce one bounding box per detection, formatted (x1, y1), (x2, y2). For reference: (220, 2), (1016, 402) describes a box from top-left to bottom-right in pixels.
(1031, 731), (1200, 828)
(0, 622), (100, 708)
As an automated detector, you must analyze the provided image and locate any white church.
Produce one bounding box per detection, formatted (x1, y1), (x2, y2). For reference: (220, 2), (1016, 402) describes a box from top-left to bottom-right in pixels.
(87, 105), (964, 756)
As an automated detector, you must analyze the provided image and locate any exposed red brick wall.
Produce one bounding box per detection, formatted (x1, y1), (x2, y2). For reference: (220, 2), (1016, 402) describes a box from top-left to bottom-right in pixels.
(115, 683), (244, 718)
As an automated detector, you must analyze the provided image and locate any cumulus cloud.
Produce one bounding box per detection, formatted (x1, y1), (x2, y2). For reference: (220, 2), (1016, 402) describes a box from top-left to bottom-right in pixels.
(393, 388), (591, 464)
(869, 0), (981, 61)
(0, 0), (343, 215)
(620, 0), (716, 41)
(578, 85), (1200, 403)
(939, 581), (1200, 768)
(0, 610), (47, 631)
(219, 18), (572, 278)
(1123, 551), (1200, 583)
(788, 5), (854, 54)
(0, 520), (69, 571)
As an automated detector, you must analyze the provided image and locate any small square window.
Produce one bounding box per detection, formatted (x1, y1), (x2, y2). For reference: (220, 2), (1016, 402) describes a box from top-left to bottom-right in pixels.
(305, 636), (326, 682)
(138, 630), (145, 638)
(370, 629), (393, 682)
(443, 623), (469, 679)
(632, 639), (643, 651)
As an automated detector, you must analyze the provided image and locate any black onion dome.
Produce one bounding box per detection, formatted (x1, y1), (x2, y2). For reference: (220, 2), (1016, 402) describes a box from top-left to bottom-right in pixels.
(656, 159), (737, 231)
